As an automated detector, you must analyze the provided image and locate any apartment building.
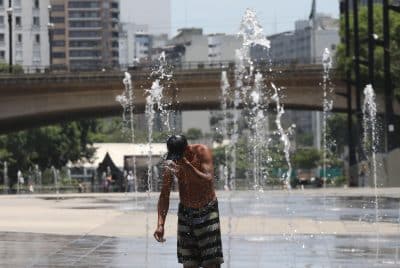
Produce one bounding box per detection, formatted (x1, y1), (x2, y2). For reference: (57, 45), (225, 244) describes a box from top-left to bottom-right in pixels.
(168, 28), (242, 63)
(261, 14), (339, 64)
(0, 0), (50, 72)
(50, 0), (120, 71)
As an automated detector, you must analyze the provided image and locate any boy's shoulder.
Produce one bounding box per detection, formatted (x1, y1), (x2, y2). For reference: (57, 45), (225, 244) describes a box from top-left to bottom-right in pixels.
(190, 144), (210, 153)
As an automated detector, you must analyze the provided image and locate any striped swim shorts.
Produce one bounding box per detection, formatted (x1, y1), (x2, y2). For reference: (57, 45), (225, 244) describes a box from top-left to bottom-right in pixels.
(177, 199), (224, 267)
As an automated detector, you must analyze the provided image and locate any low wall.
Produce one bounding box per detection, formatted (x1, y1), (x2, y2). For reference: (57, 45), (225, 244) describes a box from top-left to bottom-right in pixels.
(366, 149), (400, 187)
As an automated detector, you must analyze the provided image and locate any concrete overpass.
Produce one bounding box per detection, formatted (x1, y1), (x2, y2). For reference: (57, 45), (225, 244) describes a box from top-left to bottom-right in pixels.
(0, 64), (398, 133)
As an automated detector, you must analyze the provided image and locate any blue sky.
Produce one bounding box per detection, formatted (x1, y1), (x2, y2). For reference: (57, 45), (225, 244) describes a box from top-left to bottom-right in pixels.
(171, 0), (340, 36)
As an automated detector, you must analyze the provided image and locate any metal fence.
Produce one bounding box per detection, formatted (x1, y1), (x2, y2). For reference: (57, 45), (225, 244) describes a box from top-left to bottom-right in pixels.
(0, 58), (330, 76)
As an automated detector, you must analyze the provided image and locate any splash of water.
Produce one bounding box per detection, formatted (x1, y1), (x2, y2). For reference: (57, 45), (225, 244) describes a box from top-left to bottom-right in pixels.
(150, 51), (174, 132)
(145, 79), (166, 192)
(250, 72), (269, 192)
(362, 84), (380, 260)
(116, 72), (138, 199)
(271, 82), (292, 189)
(220, 71), (231, 189)
(3, 161), (8, 194)
(235, 9), (271, 191)
(362, 85), (379, 217)
(321, 48), (333, 185)
(238, 9), (271, 52)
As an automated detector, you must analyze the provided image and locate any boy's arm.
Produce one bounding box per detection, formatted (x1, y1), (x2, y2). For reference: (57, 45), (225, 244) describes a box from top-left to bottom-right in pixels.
(182, 146), (214, 182)
(154, 168), (173, 242)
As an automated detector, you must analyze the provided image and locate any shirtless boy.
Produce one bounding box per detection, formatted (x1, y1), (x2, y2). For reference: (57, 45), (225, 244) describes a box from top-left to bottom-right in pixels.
(154, 135), (224, 267)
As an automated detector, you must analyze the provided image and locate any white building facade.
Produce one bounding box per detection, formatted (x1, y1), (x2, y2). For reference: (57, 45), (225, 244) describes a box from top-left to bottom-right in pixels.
(119, 22), (148, 68)
(265, 14), (339, 64)
(0, 0), (50, 72)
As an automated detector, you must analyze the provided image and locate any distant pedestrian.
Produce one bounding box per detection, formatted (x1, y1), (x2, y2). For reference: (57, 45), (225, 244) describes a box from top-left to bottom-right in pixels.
(126, 171), (134, 192)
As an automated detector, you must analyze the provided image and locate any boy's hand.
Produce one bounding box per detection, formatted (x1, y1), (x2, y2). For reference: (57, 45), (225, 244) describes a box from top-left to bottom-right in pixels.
(154, 225), (166, 243)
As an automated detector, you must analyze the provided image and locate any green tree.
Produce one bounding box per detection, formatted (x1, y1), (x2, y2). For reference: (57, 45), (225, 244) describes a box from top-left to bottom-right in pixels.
(0, 63), (24, 74)
(293, 148), (321, 170)
(336, 5), (400, 100)
(185, 128), (203, 140)
(0, 120), (98, 183)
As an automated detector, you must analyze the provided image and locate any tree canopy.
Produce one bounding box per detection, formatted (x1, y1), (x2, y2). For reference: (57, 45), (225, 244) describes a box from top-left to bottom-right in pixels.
(336, 4), (400, 100)
(0, 120), (98, 181)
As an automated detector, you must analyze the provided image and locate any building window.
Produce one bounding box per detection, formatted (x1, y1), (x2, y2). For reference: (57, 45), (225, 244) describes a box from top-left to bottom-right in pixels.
(35, 34), (40, 44)
(16, 50), (22, 61)
(52, 40), (65, 47)
(0, 33), (4, 42)
(15, 17), (22, 27)
(54, 29), (65, 35)
(52, 17), (65, 23)
(0, 16), (4, 26)
(52, 5), (65, 12)
(0, 50), (5, 60)
(33, 0), (39, 9)
(0, 0), (3, 7)
(33, 17), (40, 27)
(17, 34), (22, 43)
(33, 50), (40, 61)
(52, 52), (66, 58)
(68, 1), (100, 8)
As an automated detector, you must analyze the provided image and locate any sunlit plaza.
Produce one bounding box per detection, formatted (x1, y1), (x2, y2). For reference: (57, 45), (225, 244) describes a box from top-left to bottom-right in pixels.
(1, 0), (400, 267)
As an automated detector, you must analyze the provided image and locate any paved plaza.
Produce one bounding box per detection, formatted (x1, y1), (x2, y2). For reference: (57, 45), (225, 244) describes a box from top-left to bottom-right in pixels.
(0, 188), (400, 267)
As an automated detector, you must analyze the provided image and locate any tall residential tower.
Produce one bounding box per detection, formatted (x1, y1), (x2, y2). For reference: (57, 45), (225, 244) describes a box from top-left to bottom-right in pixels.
(50, 0), (120, 71)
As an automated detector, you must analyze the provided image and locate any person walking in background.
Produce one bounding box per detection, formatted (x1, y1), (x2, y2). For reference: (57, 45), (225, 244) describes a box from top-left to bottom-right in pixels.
(127, 170), (134, 192)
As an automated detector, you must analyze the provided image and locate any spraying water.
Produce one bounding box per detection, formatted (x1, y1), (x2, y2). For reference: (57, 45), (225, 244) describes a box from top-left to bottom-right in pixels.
(150, 52), (174, 132)
(362, 84), (380, 259)
(3, 161), (8, 194)
(235, 9), (271, 190)
(321, 48), (333, 185)
(116, 72), (138, 201)
(271, 83), (292, 189)
(362, 85), (378, 194)
(250, 72), (269, 192)
(145, 52), (174, 266)
(220, 71), (231, 189)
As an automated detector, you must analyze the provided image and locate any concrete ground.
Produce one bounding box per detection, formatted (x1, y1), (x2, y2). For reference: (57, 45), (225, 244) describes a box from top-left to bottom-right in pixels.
(0, 188), (399, 267)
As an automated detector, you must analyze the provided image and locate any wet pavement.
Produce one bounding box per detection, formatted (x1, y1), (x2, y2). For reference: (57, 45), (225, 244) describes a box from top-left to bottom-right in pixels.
(1, 232), (399, 267)
(0, 189), (399, 267)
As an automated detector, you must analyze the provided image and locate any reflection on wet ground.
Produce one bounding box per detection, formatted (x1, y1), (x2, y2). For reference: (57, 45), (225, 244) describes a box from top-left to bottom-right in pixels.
(108, 191), (400, 224)
(1, 190), (399, 267)
(1, 232), (399, 267)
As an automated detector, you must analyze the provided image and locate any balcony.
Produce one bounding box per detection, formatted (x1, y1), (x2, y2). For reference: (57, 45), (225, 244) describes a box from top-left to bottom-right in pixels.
(69, 56), (102, 60)
(68, 17), (101, 21)
(69, 46), (100, 50)
(68, 7), (100, 11)
(69, 36), (102, 41)
(68, 27), (102, 31)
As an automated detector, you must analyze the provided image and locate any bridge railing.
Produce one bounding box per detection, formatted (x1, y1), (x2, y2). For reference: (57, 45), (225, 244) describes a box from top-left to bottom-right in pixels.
(0, 59), (329, 77)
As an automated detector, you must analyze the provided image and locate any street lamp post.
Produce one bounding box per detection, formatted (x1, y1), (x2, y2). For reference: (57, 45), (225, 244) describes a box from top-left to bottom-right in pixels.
(7, 0), (13, 73)
(48, 5), (54, 72)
